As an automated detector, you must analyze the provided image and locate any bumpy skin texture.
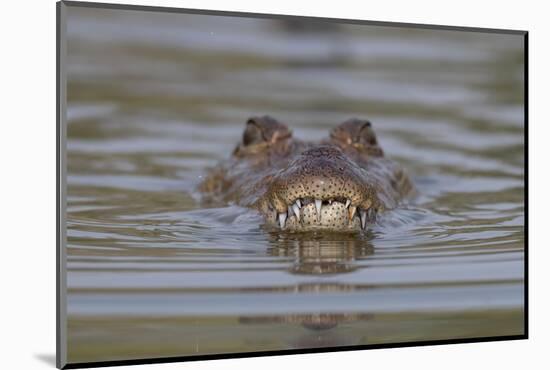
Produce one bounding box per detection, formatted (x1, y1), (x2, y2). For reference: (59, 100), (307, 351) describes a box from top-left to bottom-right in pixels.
(199, 116), (414, 231)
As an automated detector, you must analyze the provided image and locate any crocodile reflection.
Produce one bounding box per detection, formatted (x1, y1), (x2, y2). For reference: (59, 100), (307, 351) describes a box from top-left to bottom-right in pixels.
(240, 234), (375, 347)
(268, 231), (374, 275)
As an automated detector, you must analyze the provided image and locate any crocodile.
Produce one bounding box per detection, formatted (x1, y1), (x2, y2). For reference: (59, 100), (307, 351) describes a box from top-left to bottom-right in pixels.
(199, 115), (414, 231)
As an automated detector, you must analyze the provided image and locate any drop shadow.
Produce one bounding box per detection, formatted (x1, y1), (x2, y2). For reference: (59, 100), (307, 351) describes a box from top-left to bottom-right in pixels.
(34, 353), (56, 367)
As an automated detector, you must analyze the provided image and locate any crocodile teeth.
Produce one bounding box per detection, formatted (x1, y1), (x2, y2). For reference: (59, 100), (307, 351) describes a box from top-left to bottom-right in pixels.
(348, 205), (357, 221)
(296, 199), (301, 208)
(359, 209), (367, 229)
(345, 199), (351, 208)
(315, 199), (322, 222)
(278, 212), (287, 229)
(292, 203), (301, 220)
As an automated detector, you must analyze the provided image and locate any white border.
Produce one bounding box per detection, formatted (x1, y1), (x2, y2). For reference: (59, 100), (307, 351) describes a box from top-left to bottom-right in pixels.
(3, 0), (547, 369)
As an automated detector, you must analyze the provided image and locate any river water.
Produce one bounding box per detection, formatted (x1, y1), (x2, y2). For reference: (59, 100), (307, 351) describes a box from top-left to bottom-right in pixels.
(64, 5), (525, 364)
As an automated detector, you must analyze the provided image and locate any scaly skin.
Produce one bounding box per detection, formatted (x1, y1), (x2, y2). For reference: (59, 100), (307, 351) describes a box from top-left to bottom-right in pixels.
(199, 116), (414, 231)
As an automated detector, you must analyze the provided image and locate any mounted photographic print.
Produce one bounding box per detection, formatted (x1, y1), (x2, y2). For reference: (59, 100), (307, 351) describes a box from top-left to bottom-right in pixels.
(56, 1), (527, 368)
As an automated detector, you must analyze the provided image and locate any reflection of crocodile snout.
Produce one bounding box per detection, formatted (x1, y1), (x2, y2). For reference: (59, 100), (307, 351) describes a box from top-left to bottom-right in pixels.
(268, 231), (374, 275)
(292, 244), (370, 275)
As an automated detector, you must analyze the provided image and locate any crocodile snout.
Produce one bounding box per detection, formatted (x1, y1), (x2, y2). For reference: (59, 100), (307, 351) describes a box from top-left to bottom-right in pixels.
(258, 146), (380, 231)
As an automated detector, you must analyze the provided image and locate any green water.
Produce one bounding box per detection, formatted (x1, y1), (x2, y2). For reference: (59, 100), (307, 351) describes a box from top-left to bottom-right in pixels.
(64, 6), (525, 364)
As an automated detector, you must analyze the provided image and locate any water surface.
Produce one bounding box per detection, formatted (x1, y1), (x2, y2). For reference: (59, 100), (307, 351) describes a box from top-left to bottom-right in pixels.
(65, 6), (525, 364)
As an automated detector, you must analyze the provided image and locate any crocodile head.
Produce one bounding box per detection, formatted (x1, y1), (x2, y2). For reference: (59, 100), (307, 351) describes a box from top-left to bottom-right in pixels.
(199, 116), (412, 232)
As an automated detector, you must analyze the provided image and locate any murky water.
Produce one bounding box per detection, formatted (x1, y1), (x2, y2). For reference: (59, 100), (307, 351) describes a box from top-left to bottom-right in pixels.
(64, 6), (525, 364)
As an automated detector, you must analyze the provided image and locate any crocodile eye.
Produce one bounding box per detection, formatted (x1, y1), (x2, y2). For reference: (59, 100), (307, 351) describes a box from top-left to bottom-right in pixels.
(242, 116), (291, 146)
(331, 118), (372, 144)
(331, 118), (382, 156)
(357, 121), (378, 146)
(243, 120), (264, 146)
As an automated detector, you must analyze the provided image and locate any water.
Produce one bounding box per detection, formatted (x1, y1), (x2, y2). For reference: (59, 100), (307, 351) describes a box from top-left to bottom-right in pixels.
(64, 6), (525, 364)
